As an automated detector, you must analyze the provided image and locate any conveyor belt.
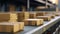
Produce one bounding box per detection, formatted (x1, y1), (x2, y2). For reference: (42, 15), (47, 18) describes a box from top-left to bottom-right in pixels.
(25, 16), (60, 34)
(0, 16), (60, 34)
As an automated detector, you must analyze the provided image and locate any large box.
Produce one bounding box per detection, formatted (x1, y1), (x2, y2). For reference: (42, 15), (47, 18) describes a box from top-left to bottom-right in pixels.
(24, 19), (43, 26)
(0, 13), (17, 22)
(17, 12), (29, 22)
(0, 22), (24, 32)
(0, 23), (19, 32)
(29, 12), (36, 18)
(37, 16), (51, 21)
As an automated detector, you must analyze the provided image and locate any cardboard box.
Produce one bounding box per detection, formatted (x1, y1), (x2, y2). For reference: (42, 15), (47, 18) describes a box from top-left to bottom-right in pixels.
(0, 23), (19, 32)
(37, 16), (51, 21)
(29, 13), (36, 18)
(18, 22), (24, 30)
(17, 12), (29, 22)
(24, 19), (43, 26)
(45, 14), (55, 18)
(0, 13), (10, 21)
(9, 13), (17, 22)
(0, 13), (17, 22)
(0, 22), (24, 32)
(36, 12), (45, 16)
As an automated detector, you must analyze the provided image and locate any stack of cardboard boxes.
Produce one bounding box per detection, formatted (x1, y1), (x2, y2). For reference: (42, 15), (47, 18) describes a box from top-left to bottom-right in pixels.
(0, 12), (24, 33)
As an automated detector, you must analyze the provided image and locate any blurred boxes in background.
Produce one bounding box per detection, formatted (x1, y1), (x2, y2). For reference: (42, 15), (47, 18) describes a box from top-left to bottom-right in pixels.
(17, 12), (29, 22)
(36, 12), (45, 16)
(37, 16), (51, 21)
(29, 12), (36, 18)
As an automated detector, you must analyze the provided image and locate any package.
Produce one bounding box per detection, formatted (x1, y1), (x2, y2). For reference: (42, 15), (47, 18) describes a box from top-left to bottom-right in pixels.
(45, 14), (55, 18)
(0, 13), (10, 22)
(24, 19), (43, 26)
(17, 12), (29, 22)
(0, 13), (17, 22)
(36, 12), (45, 16)
(0, 23), (19, 32)
(0, 22), (24, 32)
(18, 22), (24, 30)
(37, 16), (51, 21)
(29, 12), (36, 18)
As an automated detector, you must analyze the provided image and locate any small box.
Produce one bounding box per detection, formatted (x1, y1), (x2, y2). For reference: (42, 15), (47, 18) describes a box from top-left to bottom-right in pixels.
(36, 12), (45, 16)
(9, 13), (17, 22)
(24, 19), (43, 26)
(0, 23), (19, 32)
(29, 12), (36, 18)
(17, 12), (29, 22)
(45, 14), (55, 18)
(37, 16), (51, 21)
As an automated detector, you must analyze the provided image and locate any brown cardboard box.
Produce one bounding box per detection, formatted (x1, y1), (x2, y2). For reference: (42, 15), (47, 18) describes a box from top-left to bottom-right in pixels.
(18, 22), (24, 30)
(45, 14), (55, 18)
(11, 22), (24, 31)
(29, 12), (36, 18)
(0, 13), (10, 21)
(24, 19), (43, 26)
(0, 13), (17, 22)
(45, 12), (55, 14)
(9, 13), (17, 22)
(17, 12), (29, 22)
(0, 23), (19, 32)
(36, 12), (45, 16)
(37, 16), (51, 21)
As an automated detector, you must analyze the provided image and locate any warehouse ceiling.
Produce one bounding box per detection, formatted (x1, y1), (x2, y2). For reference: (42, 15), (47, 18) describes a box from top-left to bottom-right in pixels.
(0, 0), (56, 7)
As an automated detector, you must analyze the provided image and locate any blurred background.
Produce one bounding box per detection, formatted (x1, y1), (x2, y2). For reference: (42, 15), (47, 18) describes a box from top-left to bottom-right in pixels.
(0, 0), (58, 11)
